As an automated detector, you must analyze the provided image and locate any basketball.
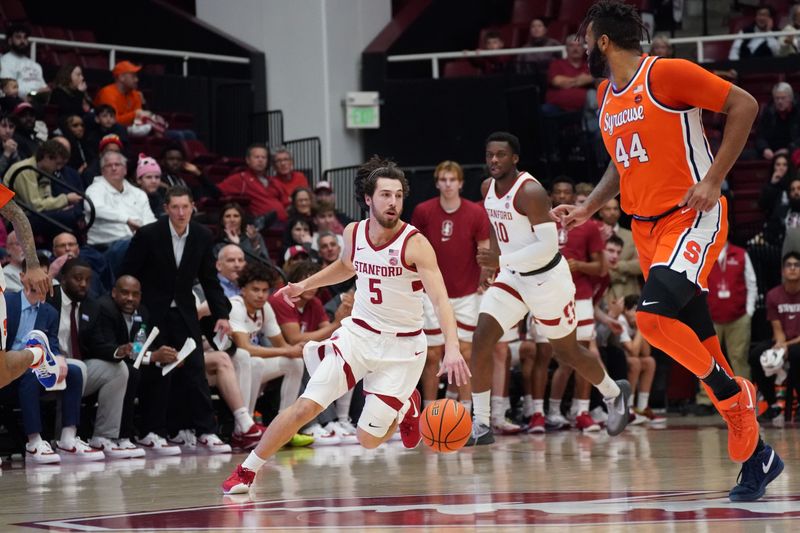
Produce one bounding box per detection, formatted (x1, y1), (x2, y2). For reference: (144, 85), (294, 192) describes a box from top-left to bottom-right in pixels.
(420, 399), (472, 452)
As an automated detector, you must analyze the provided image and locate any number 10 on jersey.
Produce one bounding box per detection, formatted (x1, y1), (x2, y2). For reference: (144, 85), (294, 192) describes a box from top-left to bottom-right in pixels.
(615, 132), (649, 168)
(493, 221), (509, 243)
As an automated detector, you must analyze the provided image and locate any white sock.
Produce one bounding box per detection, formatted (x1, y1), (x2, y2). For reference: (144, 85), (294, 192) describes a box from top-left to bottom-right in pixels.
(60, 426), (77, 446)
(233, 407), (255, 434)
(576, 399), (590, 414)
(637, 392), (650, 411)
(445, 389), (458, 400)
(28, 346), (44, 367)
(596, 374), (621, 398)
(460, 400), (472, 415)
(242, 450), (267, 472)
(28, 433), (42, 446)
(522, 395), (534, 417)
(503, 397), (511, 411)
(491, 396), (504, 424)
(549, 399), (561, 416)
(472, 390), (491, 426)
(532, 399), (544, 415)
(336, 389), (353, 420)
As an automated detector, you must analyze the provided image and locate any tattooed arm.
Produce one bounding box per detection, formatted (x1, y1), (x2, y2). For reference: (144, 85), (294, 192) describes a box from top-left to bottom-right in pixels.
(0, 199), (52, 296)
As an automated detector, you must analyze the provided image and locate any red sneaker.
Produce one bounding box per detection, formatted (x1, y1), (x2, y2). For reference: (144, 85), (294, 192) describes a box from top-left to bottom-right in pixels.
(221, 465), (256, 494)
(399, 389), (421, 449)
(231, 424), (264, 451)
(575, 412), (601, 432)
(527, 412), (546, 434)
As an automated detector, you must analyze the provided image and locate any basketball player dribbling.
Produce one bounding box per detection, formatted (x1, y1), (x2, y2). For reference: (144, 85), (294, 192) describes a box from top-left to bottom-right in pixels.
(222, 156), (471, 494)
(553, 0), (783, 501)
(468, 131), (630, 446)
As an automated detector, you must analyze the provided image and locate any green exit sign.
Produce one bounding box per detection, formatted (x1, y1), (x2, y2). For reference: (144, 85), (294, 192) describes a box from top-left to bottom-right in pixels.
(347, 106), (379, 129)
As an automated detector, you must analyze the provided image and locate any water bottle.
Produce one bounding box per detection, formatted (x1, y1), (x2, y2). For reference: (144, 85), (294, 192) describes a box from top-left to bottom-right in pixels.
(132, 325), (147, 356)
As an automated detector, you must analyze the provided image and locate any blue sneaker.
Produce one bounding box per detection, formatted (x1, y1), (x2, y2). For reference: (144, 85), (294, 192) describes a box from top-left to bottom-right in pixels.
(729, 444), (784, 501)
(24, 330), (58, 389)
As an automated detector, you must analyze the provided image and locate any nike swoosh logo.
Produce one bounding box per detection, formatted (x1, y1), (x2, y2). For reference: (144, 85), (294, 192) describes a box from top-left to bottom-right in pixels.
(414, 351), (424, 355)
(356, 246), (366, 250)
(410, 400), (419, 418)
(681, 208), (691, 214)
(743, 381), (754, 409)
(368, 422), (381, 428)
(641, 300), (659, 306)
(762, 449), (775, 473)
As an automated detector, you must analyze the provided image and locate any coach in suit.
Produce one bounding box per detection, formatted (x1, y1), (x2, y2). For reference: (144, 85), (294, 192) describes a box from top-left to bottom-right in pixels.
(120, 185), (231, 443)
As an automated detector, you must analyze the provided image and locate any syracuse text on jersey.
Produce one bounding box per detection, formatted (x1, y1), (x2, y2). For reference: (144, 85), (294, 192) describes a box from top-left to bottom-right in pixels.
(602, 105), (646, 136)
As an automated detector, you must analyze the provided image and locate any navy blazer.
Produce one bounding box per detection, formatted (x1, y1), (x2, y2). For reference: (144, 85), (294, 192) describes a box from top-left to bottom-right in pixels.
(4, 291), (62, 354)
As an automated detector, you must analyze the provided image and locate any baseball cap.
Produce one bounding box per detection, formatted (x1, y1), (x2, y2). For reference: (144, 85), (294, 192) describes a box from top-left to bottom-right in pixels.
(283, 245), (310, 263)
(314, 181), (333, 193)
(98, 134), (123, 152)
(12, 101), (34, 116)
(112, 60), (142, 78)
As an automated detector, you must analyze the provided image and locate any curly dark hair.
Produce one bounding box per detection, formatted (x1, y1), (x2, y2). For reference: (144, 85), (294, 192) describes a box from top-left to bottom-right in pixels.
(287, 259), (321, 284)
(354, 155), (409, 211)
(237, 261), (275, 288)
(580, 0), (649, 52)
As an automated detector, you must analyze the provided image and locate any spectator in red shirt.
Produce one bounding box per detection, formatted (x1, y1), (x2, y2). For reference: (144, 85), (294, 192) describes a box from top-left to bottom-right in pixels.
(749, 251), (800, 423)
(543, 35), (594, 114)
(218, 143), (286, 223)
(268, 147), (310, 209)
(267, 260), (354, 443)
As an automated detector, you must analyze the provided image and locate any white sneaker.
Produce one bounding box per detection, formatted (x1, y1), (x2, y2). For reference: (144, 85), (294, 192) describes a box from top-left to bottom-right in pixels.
(590, 406), (608, 425)
(136, 432), (182, 456)
(55, 438), (105, 461)
(25, 440), (61, 464)
(545, 413), (570, 429)
(492, 418), (522, 435)
(327, 418), (358, 444)
(168, 429), (197, 453)
(629, 411), (648, 426)
(197, 433), (232, 454)
(89, 436), (130, 459)
(116, 438), (146, 458)
(303, 423), (341, 446)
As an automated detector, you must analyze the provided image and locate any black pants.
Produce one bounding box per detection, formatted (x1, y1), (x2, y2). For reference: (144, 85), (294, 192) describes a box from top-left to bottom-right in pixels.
(748, 340), (800, 406)
(119, 359), (171, 439)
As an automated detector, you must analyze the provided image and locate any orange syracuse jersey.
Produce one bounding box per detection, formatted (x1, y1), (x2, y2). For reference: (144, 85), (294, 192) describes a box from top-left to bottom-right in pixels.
(598, 55), (733, 217)
(0, 183), (14, 210)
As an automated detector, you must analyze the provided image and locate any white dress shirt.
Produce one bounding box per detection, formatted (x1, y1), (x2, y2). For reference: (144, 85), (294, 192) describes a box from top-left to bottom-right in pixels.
(58, 288), (76, 358)
(84, 176), (156, 245)
(169, 221), (190, 307)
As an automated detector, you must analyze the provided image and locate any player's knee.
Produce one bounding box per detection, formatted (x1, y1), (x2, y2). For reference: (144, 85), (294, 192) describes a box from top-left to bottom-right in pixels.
(357, 428), (383, 449)
(627, 356), (641, 372)
(519, 341), (536, 360)
(636, 310), (663, 340)
(294, 398), (324, 421)
(641, 356), (656, 371)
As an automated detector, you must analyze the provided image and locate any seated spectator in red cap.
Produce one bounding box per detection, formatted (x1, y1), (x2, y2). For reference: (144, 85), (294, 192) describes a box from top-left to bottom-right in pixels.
(94, 61), (148, 128)
(267, 147), (309, 209)
(11, 102), (45, 159)
(282, 244), (312, 272)
(0, 23), (49, 99)
(218, 143), (285, 224)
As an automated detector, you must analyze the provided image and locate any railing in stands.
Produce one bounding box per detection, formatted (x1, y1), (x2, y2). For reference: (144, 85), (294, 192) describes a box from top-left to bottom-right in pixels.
(284, 137), (322, 186)
(7, 165), (96, 236)
(386, 29), (800, 79)
(0, 33), (250, 77)
(249, 110), (285, 147)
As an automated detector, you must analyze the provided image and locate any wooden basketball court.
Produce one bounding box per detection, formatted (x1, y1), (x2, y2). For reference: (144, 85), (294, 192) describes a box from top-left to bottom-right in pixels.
(1, 419), (797, 531)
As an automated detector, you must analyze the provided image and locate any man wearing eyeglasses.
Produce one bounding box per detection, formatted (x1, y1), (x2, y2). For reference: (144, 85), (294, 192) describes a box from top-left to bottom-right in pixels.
(748, 251), (800, 424)
(84, 150), (155, 275)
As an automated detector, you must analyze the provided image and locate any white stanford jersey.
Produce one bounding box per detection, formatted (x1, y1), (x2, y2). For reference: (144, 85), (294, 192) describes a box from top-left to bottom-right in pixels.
(228, 295), (281, 344)
(484, 172), (539, 256)
(350, 219), (424, 333)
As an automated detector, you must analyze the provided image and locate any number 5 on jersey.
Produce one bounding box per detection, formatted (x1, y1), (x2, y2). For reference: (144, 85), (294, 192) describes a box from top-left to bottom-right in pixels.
(615, 133), (649, 168)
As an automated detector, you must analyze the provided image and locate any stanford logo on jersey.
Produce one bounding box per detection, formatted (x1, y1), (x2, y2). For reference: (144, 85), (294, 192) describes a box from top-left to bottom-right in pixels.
(353, 260), (403, 277)
(486, 208), (513, 221)
(441, 220), (453, 241)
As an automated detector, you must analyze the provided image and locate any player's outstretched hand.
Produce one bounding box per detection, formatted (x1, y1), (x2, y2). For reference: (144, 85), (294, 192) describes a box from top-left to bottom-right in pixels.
(476, 248), (500, 269)
(24, 266), (53, 297)
(437, 346), (472, 387)
(680, 180), (721, 213)
(275, 282), (306, 308)
(550, 203), (590, 230)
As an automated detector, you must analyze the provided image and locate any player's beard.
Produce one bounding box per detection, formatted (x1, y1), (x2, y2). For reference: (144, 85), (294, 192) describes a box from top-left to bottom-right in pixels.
(374, 209), (401, 229)
(588, 45), (608, 79)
